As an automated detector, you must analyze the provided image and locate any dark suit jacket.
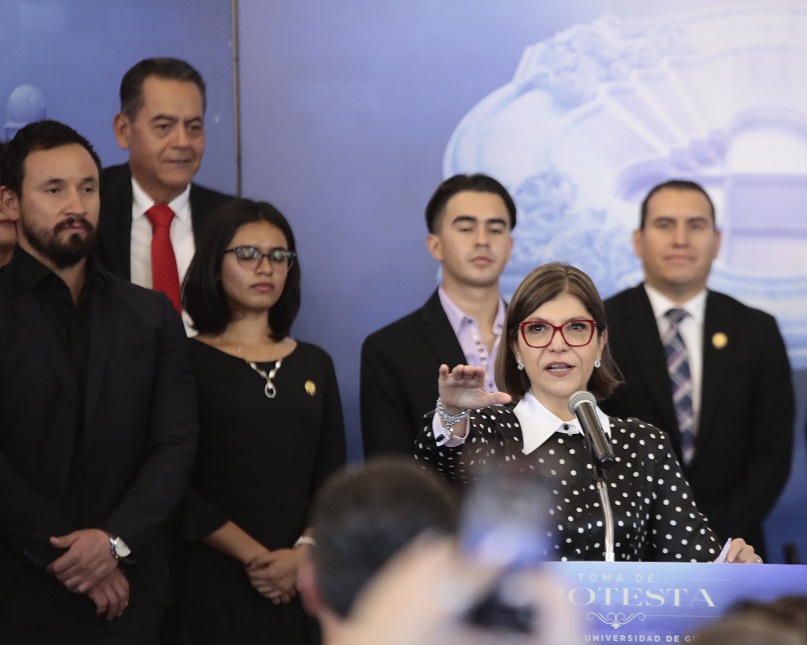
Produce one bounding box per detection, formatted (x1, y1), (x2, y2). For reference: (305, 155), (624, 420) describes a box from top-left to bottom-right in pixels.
(0, 254), (198, 609)
(360, 290), (465, 457)
(95, 163), (234, 280)
(602, 284), (795, 558)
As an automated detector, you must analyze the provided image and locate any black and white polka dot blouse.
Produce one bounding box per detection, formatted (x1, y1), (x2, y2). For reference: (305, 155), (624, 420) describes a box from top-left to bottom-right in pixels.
(415, 405), (721, 562)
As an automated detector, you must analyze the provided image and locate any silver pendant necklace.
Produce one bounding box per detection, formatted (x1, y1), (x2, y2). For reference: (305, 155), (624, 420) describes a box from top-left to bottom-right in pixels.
(244, 358), (283, 398)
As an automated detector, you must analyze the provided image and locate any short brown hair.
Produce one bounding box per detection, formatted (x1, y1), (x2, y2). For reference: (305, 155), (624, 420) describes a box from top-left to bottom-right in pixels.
(495, 262), (620, 403)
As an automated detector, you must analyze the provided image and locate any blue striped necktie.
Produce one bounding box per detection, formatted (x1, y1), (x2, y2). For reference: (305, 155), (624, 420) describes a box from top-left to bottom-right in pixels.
(663, 308), (695, 464)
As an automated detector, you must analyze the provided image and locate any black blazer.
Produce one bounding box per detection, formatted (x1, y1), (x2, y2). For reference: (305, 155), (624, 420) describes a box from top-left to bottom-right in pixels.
(0, 256), (198, 607)
(360, 290), (465, 457)
(95, 163), (234, 280)
(602, 284), (795, 557)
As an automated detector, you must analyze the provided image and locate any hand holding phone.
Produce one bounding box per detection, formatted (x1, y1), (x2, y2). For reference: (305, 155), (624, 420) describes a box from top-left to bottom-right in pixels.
(460, 469), (549, 633)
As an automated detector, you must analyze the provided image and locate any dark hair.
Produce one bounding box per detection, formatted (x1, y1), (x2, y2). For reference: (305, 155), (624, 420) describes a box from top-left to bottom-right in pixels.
(495, 262), (620, 403)
(0, 120), (102, 196)
(310, 457), (459, 617)
(639, 179), (716, 229)
(425, 173), (517, 233)
(120, 57), (206, 119)
(182, 199), (301, 339)
(693, 596), (807, 645)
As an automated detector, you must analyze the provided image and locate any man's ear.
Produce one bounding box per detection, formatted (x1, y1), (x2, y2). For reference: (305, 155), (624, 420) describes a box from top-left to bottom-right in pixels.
(425, 233), (442, 262)
(112, 113), (132, 151)
(632, 228), (643, 259)
(0, 186), (20, 221)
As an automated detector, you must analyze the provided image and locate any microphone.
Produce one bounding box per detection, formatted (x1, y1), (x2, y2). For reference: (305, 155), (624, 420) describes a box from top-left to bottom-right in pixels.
(568, 391), (615, 470)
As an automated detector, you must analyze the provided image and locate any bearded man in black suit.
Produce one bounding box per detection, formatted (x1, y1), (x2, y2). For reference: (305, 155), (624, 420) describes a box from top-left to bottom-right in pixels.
(0, 120), (197, 643)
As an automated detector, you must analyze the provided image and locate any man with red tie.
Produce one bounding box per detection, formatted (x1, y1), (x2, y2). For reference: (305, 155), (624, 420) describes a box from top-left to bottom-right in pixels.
(95, 58), (233, 328)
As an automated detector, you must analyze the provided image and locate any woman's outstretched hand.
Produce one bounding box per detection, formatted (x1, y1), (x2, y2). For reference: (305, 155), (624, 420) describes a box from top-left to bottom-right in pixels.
(438, 364), (511, 415)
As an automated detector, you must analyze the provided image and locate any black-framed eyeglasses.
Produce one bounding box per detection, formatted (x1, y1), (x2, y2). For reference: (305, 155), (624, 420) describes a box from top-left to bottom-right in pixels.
(519, 319), (597, 348)
(224, 246), (296, 272)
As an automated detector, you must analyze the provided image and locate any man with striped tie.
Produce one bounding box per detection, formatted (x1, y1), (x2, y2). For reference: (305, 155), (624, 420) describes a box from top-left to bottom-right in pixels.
(602, 179), (794, 562)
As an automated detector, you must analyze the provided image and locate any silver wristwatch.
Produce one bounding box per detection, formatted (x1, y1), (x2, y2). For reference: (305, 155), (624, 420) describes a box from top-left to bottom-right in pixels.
(109, 535), (132, 561)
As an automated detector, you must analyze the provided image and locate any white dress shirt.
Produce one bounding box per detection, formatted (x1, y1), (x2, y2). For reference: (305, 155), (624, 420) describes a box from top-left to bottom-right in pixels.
(643, 284), (707, 431)
(130, 178), (195, 334)
(438, 287), (505, 393)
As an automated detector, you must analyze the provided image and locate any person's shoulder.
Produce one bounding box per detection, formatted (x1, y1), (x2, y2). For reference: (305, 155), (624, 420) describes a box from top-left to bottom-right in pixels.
(293, 340), (335, 364)
(604, 283), (642, 308)
(707, 289), (778, 324)
(100, 163), (131, 192)
(363, 294), (436, 347)
(189, 181), (236, 208)
(100, 268), (177, 312)
(606, 414), (669, 442)
(100, 163), (129, 181)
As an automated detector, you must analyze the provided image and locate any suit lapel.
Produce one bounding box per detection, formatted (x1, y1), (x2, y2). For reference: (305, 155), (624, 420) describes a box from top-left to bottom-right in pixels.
(5, 280), (80, 408)
(699, 293), (732, 435)
(419, 290), (466, 367)
(622, 287), (680, 438)
(84, 279), (117, 426)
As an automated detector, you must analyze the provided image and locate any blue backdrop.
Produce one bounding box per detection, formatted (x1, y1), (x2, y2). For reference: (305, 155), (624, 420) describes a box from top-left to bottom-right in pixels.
(3, 0), (805, 563)
(237, 0), (807, 563)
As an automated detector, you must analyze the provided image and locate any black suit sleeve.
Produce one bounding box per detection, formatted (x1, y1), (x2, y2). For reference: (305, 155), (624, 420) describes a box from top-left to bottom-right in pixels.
(0, 298), (76, 568)
(98, 296), (199, 556)
(360, 333), (425, 458)
(705, 313), (794, 541)
(0, 455), (77, 568)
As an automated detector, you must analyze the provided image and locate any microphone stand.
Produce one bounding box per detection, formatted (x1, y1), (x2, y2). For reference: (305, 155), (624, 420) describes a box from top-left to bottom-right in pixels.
(569, 392), (616, 562)
(592, 461), (615, 562)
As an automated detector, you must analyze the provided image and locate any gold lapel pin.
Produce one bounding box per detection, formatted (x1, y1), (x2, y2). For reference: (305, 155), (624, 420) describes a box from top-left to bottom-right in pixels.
(305, 380), (316, 396)
(712, 332), (728, 349)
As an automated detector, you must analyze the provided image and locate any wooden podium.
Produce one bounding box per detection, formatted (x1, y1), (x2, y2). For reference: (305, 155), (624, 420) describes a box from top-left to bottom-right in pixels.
(543, 561), (807, 641)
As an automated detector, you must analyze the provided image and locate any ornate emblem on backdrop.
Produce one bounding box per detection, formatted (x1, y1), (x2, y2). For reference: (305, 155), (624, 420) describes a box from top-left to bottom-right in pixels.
(587, 611), (646, 630)
(444, 5), (807, 368)
(4, 84), (46, 140)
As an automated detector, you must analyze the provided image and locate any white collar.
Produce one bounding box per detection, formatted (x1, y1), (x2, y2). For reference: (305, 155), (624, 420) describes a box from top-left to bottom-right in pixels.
(514, 390), (612, 456)
(643, 283), (707, 326)
(131, 177), (192, 224)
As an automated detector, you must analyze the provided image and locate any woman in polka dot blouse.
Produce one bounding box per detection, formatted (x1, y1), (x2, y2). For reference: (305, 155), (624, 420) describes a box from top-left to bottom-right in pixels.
(415, 263), (760, 564)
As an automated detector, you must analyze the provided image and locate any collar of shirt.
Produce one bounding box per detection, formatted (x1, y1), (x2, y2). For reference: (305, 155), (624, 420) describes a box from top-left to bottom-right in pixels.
(438, 287), (505, 391)
(438, 287), (505, 338)
(514, 389), (612, 456)
(12, 245), (106, 292)
(643, 283), (707, 329)
(131, 176), (192, 225)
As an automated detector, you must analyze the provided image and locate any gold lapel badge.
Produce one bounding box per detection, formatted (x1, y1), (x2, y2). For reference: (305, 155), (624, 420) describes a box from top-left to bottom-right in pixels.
(305, 380), (316, 396)
(712, 332), (728, 349)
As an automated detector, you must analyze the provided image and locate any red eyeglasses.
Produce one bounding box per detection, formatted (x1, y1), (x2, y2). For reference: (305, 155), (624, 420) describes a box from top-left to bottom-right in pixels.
(518, 319), (597, 348)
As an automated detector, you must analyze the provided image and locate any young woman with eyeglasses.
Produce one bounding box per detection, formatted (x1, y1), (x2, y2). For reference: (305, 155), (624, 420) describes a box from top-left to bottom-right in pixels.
(416, 262), (761, 564)
(164, 199), (346, 645)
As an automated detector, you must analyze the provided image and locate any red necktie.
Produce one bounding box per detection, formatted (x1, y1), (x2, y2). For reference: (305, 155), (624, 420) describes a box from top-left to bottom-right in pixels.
(145, 204), (182, 314)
